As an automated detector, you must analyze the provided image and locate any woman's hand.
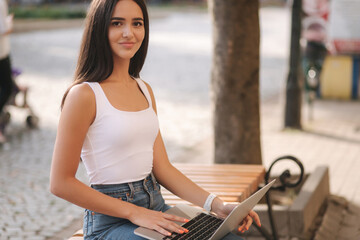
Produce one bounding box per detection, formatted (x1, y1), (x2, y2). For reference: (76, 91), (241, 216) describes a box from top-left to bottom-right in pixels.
(237, 210), (261, 233)
(128, 205), (189, 237)
(212, 198), (261, 233)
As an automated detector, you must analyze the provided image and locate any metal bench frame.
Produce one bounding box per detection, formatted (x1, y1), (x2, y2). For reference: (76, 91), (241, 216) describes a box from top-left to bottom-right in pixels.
(254, 155), (305, 240)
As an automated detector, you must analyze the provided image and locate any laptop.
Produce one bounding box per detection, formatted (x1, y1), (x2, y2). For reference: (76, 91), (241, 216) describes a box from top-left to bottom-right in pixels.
(134, 179), (276, 240)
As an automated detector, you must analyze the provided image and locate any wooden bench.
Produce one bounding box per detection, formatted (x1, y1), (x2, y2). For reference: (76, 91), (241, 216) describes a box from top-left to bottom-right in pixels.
(162, 163), (265, 205)
(68, 163), (266, 239)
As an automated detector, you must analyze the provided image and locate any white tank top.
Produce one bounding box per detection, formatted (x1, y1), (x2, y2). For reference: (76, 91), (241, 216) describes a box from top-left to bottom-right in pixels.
(81, 79), (159, 185)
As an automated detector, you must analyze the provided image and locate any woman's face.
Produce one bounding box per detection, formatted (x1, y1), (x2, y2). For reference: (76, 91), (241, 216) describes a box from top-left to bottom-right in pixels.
(108, 0), (145, 62)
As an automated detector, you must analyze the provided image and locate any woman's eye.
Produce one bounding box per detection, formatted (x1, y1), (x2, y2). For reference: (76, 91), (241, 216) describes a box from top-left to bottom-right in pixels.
(133, 21), (143, 27)
(111, 21), (122, 27)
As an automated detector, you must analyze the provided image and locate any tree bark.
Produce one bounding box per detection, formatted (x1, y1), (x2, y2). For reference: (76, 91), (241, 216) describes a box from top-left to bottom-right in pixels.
(209, 0), (262, 164)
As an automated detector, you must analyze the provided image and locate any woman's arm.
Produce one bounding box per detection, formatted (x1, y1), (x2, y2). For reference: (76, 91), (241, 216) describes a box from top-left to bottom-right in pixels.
(50, 84), (134, 217)
(50, 83), (188, 236)
(144, 82), (260, 232)
(0, 14), (13, 36)
(152, 132), (210, 207)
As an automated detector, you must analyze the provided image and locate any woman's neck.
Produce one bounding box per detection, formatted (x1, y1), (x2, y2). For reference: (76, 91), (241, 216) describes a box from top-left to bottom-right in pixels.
(107, 58), (133, 83)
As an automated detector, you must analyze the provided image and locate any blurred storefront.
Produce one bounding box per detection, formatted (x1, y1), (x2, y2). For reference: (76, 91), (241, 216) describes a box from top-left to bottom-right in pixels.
(304, 0), (360, 100)
(322, 0), (360, 100)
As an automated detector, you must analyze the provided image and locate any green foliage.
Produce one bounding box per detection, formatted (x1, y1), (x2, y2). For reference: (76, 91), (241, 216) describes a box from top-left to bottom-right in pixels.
(10, 6), (86, 19)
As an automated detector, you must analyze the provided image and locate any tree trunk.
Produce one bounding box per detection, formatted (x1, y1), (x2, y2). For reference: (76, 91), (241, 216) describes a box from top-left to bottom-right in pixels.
(209, 0), (262, 164)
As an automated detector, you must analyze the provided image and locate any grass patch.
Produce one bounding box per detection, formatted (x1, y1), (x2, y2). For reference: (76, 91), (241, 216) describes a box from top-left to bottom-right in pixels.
(10, 5), (86, 19)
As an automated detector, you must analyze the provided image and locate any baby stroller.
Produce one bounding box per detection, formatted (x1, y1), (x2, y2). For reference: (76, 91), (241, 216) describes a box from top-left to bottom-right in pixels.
(0, 68), (39, 134)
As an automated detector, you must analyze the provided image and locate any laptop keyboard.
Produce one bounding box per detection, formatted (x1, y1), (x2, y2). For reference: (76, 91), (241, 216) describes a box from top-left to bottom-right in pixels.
(162, 212), (224, 240)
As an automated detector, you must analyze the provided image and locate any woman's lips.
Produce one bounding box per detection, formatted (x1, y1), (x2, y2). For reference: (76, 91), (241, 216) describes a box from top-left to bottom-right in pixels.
(120, 42), (135, 48)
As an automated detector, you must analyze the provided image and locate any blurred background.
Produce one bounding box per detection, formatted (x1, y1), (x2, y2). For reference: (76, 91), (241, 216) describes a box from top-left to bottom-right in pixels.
(0, 0), (359, 239)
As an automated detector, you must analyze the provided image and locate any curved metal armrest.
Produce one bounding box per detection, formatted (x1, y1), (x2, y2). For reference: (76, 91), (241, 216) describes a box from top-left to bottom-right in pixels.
(256, 155), (305, 240)
(265, 155), (305, 191)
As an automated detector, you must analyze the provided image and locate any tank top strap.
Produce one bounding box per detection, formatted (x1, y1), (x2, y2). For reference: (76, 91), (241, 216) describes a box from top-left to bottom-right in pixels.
(83, 82), (103, 101)
(134, 78), (153, 108)
(83, 82), (108, 118)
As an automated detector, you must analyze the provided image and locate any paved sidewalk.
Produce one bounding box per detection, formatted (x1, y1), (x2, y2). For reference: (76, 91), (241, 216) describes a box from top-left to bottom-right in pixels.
(262, 98), (360, 205)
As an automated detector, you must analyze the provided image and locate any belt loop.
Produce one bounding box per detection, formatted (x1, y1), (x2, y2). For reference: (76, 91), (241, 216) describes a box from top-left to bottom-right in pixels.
(150, 172), (157, 189)
(128, 182), (135, 199)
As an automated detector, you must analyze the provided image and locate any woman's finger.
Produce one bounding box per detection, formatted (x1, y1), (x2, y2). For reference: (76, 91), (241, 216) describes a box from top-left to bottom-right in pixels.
(158, 219), (188, 235)
(238, 219), (247, 232)
(244, 215), (253, 230)
(249, 210), (261, 226)
(163, 213), (189, 223)
(153, 225), (172, 237)
(162, 213), (189, 232)
(238, 215), (253, 233)
(157, 213), (189, 234)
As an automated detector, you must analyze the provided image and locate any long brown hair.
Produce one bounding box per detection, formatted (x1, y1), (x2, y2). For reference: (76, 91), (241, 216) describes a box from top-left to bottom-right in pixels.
(61, 0), (149, 108)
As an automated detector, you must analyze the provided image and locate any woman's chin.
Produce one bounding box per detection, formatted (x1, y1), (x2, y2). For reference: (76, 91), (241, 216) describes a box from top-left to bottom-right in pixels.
(113, 53), (136, 62)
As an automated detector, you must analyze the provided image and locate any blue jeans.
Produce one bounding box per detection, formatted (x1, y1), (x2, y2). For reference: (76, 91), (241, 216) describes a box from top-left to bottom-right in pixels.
(83, 173), (243, 240)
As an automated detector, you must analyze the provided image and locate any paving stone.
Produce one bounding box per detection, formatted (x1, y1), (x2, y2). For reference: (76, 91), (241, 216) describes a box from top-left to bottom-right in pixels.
(338, 226), (359, 238)
(26, 237), (46, 240)
(21, 230), (37, 238)
(341, 213), (359, 227)
(321, 215), (341, 233)
(9, 237), (23, 240)
(23, 223), (40, 232)
(348, 202), (360, 216)
(1, 236), (9, 240)
(323, 209), (342, 223)
(47, 225), (64, 233)
(4, 227), (22, 235)
(38, 230), (57, 237)
(314, 195), (360, 240)
(5, 219), (21, 228)
(329, 195), (349, 206)
(314, 229), (337, 240)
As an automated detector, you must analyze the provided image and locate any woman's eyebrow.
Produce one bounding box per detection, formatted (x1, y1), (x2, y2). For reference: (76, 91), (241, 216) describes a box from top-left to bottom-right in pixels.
(110, 17), (144, 21)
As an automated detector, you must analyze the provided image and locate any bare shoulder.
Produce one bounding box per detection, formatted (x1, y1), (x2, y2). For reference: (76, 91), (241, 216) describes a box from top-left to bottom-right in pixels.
(64, 83), (95, 108)
(61, 83), (96, 124)
(67, 83), (94, 100)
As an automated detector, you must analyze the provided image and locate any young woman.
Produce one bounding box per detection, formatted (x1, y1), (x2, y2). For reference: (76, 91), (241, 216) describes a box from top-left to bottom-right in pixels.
(50, 0), (260, 239)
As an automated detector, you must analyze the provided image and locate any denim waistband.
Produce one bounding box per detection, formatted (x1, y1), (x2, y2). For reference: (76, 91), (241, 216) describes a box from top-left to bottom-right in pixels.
(91, 173), (158, 197)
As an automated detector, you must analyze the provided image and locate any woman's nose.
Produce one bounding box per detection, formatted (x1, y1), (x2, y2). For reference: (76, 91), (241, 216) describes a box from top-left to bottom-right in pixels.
(122, 24), (133, 38)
